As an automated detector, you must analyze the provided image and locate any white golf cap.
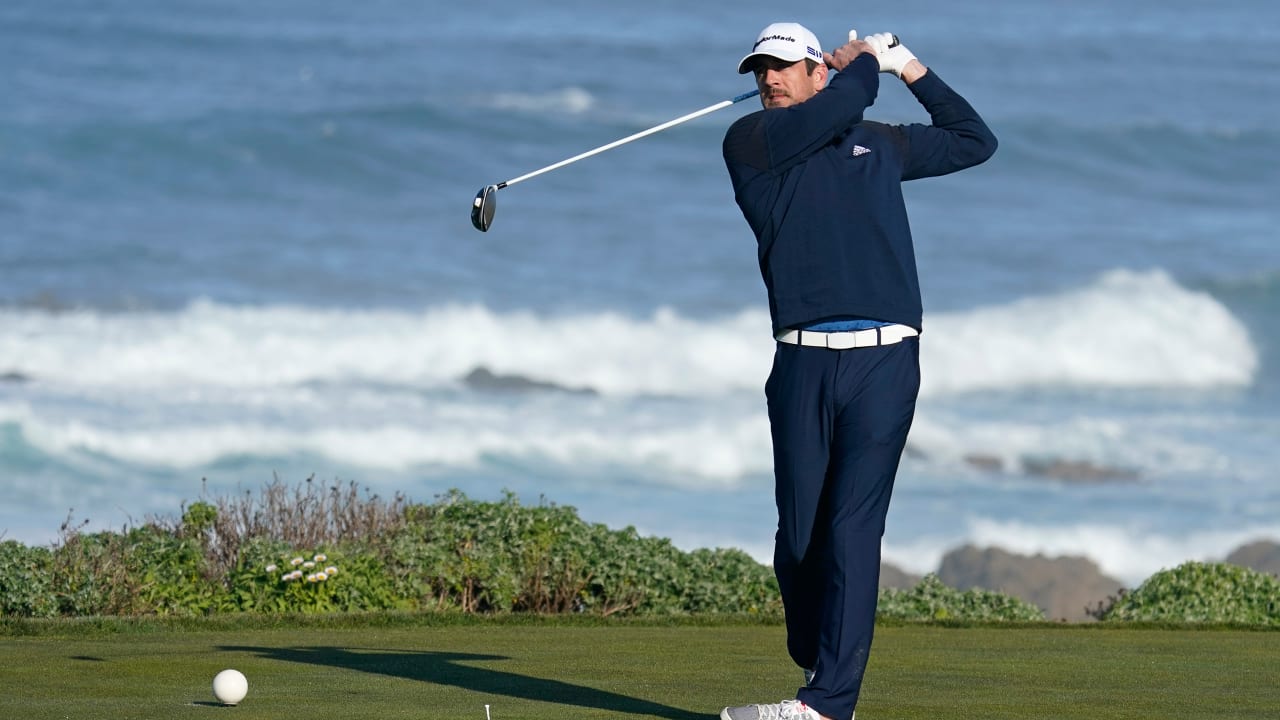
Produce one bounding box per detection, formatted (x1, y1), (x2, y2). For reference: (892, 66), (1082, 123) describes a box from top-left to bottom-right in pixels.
(737, 22), (823, 74)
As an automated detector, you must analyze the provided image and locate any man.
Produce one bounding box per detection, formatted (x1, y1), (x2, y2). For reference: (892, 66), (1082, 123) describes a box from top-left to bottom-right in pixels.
(719, 22), (997, 720)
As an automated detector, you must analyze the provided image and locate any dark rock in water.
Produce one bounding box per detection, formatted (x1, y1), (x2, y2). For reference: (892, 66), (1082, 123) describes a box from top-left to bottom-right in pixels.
(1224, 539), (1280, 576)
(964, 453), (1005, 472)
(937, 544), (1125, 622)
(879, 562), (922, 590)
(463, 366), (596, 396)
(1, 371), (30, 383)
(902, 444), (928, 460)
(956, 452), (1137, 483)
(1021, 457), (1140, 483)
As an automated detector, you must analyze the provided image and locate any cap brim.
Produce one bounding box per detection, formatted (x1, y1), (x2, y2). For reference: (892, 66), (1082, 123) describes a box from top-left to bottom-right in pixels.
(737, 50), (808, 74)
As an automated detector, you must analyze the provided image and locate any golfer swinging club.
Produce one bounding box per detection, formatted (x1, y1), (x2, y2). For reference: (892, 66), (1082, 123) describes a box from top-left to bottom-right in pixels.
(719, 23), (996, 720)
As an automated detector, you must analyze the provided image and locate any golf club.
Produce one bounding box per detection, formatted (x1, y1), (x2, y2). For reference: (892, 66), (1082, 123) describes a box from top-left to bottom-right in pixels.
(470, 89), (760, 232)
(469, 31), (896, 232)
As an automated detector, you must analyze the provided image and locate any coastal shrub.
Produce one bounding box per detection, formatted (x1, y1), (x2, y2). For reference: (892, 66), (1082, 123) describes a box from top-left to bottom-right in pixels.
(201, 476), (408, 580)
(391, 490), (558, 612)
(50, 524), (217, 616)
(877, 574), (1046, 622)
(221, 536), (295, 612)
(123, 525), (218, 615)
(585, 523), (688, 615)
(321, 550), (402, 612)
(181, 501), (218, 538)
(681, 547), (782, 615)
(1099, 561), (1280, 625)
(49, 528), (136, 616)
(388, 490), (782, 616)
(0, 541), (58, 617)
(0, 481), (1148, 621)
(222, 538), (401, 614)
(390, 491), (678, 614)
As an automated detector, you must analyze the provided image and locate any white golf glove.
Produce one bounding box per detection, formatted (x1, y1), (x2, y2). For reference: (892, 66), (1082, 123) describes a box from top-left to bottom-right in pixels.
(864, 32), (917, 78)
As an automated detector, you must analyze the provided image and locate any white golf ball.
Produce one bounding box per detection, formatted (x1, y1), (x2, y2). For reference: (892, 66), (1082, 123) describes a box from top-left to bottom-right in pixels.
(212, 668), (248, 705)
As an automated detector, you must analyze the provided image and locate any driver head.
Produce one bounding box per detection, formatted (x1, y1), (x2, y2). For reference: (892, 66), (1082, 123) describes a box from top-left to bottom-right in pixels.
(471, 185), (497, 232)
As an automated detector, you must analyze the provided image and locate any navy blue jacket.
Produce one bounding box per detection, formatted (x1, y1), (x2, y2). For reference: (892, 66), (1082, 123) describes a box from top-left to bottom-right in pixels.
(723, 53), (997, 333)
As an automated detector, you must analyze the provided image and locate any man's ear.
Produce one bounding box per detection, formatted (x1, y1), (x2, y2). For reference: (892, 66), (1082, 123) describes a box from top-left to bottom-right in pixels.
(813, 63), (829, 90)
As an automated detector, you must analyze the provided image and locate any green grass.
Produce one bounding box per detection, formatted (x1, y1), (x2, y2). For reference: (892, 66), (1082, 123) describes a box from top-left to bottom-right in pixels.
(2, 617), (1276, 719)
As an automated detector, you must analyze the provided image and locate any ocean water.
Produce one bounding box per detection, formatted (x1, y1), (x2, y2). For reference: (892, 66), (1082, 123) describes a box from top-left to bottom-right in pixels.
(2, 0), (1277, 586)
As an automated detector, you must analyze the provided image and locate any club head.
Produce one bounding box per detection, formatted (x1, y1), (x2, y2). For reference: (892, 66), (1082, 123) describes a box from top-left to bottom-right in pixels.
(471, 185), (497, 232)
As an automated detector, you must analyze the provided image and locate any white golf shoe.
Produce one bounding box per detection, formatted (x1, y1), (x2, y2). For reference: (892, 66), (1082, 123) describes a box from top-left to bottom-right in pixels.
(720, 699), (824, 720)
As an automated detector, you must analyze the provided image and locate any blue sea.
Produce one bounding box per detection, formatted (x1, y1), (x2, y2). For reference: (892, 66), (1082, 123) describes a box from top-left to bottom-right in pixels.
(2, 0), (1277, 586)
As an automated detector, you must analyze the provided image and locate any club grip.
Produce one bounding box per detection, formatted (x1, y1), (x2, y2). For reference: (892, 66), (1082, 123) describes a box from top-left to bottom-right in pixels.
(851, 30), (901, 47)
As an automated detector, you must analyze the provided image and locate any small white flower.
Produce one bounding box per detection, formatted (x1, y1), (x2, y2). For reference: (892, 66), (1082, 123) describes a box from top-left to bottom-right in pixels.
(315, 571), (328, 581)
(290, 570), (304, 581)
(282, 573), (297, 582)
(306, 573), (319, 583)
(325, 566), (338, 575)
(313, 553), (327, 562)
(266, 564), (278, 573)
(290, 557), (304, 566)
(303, 561), (316, 569)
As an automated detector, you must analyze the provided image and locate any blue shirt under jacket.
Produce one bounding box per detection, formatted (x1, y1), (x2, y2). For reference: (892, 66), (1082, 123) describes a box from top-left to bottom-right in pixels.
(723, 53), (997, 334)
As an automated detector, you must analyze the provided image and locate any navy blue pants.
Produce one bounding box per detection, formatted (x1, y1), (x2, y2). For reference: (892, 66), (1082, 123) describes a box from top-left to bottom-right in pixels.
(766, 339), (920, 720)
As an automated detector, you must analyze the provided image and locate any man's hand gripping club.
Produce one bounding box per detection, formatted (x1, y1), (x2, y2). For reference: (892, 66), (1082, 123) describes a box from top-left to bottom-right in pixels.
(858, 30), (927, 83)
(822, 30), (877, 72)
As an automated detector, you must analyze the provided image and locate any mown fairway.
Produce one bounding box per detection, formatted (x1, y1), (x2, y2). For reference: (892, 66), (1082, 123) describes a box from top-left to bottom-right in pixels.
(2, 619), (1276, 719)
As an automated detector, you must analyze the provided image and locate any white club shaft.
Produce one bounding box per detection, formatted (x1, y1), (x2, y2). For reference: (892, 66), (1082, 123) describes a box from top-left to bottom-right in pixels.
(498, 91), (758, 189)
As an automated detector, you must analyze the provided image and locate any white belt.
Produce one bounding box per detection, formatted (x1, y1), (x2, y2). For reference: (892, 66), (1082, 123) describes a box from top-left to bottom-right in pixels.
(775, 324), (919, 350)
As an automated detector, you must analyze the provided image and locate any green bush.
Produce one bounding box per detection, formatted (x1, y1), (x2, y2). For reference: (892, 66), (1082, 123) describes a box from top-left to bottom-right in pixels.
(0, 541), (58, 617)
(49, 530), (133, 616)
(387, 491), (783, 616)
(578, 524), (675, 615)
(221, 536), (295, 612)
(681, 547), (781, 615)
(321, 550), (402, 612)
(392, 491), (678, 614)
(20, 482), (1276, 624)
(222, 539), (401, 614)
(124, 525), (218, 615)
(389, 490), (561, 612)
(49, 525), (217, 616)
(877, 574), (1046, 622)
(1100, 561), (1280, 625)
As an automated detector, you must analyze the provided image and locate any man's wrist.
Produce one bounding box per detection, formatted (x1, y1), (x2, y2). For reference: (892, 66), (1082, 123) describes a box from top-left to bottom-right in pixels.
(900, 59), (927, 84)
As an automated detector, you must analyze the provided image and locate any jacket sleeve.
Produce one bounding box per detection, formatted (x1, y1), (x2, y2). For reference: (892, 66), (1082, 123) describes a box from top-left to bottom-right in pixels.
(723, 54), (880, 175)
(896, 69), (997, 181)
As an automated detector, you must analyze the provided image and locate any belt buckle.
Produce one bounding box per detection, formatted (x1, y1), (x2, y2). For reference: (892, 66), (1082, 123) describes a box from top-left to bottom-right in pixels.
(826, 332), (858, 350)
(793, 330), (831, 348)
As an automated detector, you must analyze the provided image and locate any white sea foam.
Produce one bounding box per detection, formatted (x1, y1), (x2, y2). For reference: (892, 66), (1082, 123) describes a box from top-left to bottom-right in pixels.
(0, 391), (775, 481)
(0, 269), (1258, 399)
(0, 269), (1263, 491)
(921, 268), (1257, 396)
(0, 301), (771, 394)
(904, 409), (1257, 481)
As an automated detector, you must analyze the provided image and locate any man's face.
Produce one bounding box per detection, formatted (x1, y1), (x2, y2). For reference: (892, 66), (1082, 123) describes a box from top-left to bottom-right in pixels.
(751, 57), (826, 109)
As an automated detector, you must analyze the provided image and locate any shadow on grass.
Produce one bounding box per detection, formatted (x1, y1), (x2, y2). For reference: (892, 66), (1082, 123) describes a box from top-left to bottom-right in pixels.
(222, 645), (706, 720)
